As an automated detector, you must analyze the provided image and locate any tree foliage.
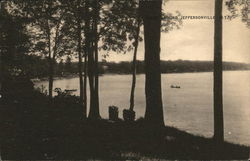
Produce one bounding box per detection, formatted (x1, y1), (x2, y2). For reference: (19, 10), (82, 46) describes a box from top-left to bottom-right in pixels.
(0, 1), (31, 77)
(226, 0), (250, 28)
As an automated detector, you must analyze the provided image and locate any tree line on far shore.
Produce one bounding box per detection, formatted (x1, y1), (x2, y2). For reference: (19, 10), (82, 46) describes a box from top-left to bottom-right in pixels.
(16, 56), (250, 78)
(54, 59), (250, 75)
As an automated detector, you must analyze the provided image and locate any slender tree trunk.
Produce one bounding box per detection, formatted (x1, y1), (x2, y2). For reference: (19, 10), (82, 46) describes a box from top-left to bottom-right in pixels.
(83, 50), (88, 118)
(140, 0), (164, 126)
(84, 0), (91, 119)
(48, 59), (54, 99)
(88, 40), (99, 119)
(213, 0), (224, 142)
(94, 0), (100, 116)
(77, 19), (86, 118)
(84, 0), (98, 119)
(48, 23), (59, 100)
(84, 0), (92, 118)
(129, 20), (141, 111)
(94, 33), (100, 114)
(48, 30), (53, 100)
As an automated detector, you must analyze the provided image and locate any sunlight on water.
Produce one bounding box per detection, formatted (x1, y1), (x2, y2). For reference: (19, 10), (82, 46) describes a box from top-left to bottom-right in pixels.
(35, 71), (250, 146)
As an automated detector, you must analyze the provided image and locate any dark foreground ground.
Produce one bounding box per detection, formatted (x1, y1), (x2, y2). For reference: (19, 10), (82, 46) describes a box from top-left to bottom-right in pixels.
(1, 108), (249, 160)
(0, 86), (249, 160)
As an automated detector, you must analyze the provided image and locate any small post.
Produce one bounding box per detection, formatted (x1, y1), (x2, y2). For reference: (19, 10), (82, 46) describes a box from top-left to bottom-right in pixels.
(109, 106), (119, 121)
(123, 109), (135, 122)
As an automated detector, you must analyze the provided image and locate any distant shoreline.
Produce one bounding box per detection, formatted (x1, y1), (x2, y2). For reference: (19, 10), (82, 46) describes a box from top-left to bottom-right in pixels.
(29, 60), (250, 82)
(31, 69), (250, 83)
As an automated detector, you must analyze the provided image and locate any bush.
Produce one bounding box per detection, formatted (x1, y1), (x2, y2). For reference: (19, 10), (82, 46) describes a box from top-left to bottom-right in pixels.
(1, 75), (34, 103)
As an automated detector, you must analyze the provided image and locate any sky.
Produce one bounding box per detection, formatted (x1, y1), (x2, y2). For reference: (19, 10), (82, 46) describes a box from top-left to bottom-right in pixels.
(103, 0), (250, 63)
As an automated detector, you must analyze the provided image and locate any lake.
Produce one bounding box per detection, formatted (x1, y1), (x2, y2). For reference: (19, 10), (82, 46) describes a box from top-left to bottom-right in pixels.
(35, 71), (250, 146)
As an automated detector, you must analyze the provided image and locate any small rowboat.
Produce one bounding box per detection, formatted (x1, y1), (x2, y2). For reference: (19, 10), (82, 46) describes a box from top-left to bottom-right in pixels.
(171, 85), (181, 89)
(65, 89), (77, 92)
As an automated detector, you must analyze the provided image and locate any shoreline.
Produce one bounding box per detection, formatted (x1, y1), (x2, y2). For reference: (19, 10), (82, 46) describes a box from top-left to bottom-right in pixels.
(31, 69), (250, 82)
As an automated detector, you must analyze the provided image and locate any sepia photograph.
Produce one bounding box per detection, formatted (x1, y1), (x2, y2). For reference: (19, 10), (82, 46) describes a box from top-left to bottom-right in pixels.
(0, 0), (250, 160)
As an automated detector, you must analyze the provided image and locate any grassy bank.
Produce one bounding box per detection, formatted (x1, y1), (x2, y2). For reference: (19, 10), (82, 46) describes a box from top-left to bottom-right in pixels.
(1, 103), (249, 160)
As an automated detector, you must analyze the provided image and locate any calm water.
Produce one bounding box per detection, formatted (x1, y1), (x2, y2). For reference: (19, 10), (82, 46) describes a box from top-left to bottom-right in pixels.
(35, 71), (250, 146)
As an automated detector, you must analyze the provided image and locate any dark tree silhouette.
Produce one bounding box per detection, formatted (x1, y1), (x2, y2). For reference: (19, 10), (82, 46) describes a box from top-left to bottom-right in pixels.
(0, 0), (31, 79)
(88, 0), (101, 119)
(128, 2), (181, 113)
(60, 0), (100, 120)
(140, 0), (164, 126)
(94, 0), (100, 118)
(213, 0), (224, 142)
(63, 0), (87, 118)
(84, 0), (95, 119)
(11, 0), (74, 99)
(87, 0), (143, 119)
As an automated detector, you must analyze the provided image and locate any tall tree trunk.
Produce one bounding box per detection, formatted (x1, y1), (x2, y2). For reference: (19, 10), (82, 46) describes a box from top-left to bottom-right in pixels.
(129, 20), (141, 111)
(84, 0), (91, 119)
(88, 0), (100, 119)
(213, 0), (224, 142)
(140, 0), (164, 126)
(84, 0), (93, 119)
(88, 40), (99, 119)
(77, 19), (86, 118)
